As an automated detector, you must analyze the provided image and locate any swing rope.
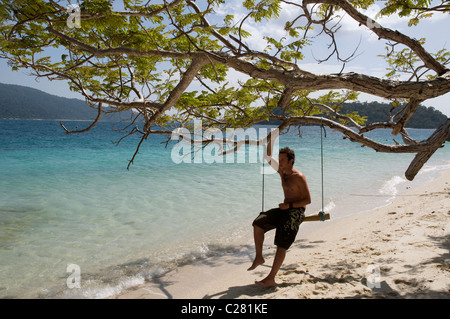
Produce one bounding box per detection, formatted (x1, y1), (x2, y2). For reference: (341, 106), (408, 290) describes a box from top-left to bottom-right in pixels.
(262, 158), (265, 213)
(319, 118), (326, 221)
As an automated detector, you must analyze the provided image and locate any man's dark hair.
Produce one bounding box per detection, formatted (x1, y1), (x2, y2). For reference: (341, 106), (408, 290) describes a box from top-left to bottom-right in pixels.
(279, 147), (295, 164)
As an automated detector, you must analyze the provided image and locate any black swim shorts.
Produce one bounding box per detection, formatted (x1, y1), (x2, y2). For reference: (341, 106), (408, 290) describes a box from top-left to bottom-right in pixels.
(252, 207), (305, 250)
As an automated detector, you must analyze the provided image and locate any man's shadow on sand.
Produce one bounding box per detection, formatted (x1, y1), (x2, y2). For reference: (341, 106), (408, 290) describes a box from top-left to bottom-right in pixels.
(202, 279), (302, 299)
(202, 283), (276, 299)
(202, 264), (298, 299)
(202, 240), (317, 299)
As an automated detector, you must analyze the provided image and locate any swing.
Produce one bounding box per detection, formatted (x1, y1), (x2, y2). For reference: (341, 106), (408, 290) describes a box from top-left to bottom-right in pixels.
(262, 120), (330, 222)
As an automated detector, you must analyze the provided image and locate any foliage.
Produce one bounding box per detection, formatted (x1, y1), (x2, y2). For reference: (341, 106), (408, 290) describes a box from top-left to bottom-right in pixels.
(0, 0), (449, 179)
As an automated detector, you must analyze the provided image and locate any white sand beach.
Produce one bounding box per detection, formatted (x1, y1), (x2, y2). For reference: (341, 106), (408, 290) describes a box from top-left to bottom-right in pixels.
(114, 170), (450, 299)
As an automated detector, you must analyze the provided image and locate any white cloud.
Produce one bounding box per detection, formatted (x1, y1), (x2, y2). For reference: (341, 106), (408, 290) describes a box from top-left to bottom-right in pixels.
(335, 4), (411, 42)
(215, 0), (303, 51)
(299, 62), (386, 78)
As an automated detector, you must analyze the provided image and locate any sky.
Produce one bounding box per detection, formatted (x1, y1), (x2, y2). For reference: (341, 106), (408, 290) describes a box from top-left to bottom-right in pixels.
(0, 0), (449, 116)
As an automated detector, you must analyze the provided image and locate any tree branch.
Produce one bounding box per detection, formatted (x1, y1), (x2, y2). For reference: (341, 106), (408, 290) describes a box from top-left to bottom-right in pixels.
(405, 118), (450, 180)
(224, 54), (450, 100)
(60, 102), (103, 134)
(46, 26), (192, 60)
(303, 0), (448, 75)
(274, 114), (432, 153)
(72, 0), (185, 20)
(186, 0), (239, 54)
(392, 98), (422, 135)
(145, 57), (209, 131)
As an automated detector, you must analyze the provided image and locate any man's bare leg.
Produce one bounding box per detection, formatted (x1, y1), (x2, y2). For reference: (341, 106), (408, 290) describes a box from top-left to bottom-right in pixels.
(247, 225), (265, 271)
(255, 246), (286, 287)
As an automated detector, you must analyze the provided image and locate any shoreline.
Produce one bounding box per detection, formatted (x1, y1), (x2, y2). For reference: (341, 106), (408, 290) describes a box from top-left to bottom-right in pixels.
(113, 169), (450, 299)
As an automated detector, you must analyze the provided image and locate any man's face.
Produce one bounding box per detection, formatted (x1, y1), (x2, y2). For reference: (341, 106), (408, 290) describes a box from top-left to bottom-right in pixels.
(278, 153), (293, 170)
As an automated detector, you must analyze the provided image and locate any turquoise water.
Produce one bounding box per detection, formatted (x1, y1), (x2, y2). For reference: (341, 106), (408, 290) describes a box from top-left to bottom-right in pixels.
(0, 119), (449, 298)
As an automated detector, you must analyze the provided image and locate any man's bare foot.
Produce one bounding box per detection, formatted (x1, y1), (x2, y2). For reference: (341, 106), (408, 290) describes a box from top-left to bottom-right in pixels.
(247, 257), (265, 271)
(255, 277), (277, 288)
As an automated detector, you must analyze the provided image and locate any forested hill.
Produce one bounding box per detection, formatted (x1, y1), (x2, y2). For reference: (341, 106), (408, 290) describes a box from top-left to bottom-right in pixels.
(0, 82), (131, 121)
(340, 101), (448, 129)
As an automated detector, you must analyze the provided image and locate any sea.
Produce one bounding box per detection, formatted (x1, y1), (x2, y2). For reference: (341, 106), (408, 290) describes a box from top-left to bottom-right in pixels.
(0, 118), (449, 299)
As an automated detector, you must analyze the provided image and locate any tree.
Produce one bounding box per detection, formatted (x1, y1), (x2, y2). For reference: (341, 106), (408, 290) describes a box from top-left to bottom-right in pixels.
(1, 0), (449, 180)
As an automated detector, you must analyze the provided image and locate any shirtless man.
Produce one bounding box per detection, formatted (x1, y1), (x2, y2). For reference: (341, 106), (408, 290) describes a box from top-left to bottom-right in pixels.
(248, 139), (311, 288)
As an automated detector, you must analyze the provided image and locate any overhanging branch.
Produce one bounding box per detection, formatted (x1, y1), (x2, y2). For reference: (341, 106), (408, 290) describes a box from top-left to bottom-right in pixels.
(303, 0), (448, 75)
(60, 102), (103, 134)
(405, 118), (450, 180)
(273, 115), (437, 154)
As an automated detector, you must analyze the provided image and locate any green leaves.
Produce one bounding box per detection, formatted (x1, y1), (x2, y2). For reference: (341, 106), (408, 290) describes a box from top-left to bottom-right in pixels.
(0, 0), (447, 156)
(380, 37), (442, 80)
(243, 0), (281, 21)
(80, 0), (113, 14)
(377, 0), (446, 26)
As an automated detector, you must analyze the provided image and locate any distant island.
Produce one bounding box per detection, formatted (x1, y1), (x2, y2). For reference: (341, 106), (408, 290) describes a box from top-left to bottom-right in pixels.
(260, 102), (448, 129)
(0, 82), (132, 121)
(340, 101), (448, 129)
(0, 82), (447, 128)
